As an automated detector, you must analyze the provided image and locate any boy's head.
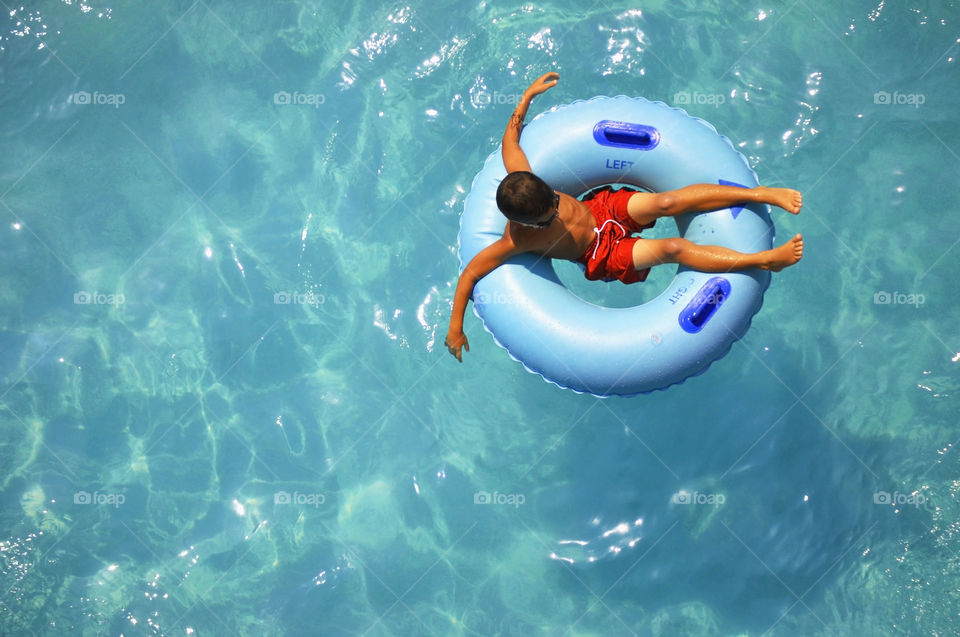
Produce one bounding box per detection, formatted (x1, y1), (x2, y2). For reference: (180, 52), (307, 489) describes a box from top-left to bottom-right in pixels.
(496, 171), (558, 227)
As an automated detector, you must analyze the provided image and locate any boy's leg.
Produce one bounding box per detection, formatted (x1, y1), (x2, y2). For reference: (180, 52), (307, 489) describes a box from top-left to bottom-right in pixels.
(626, 184), (803, 227)
(632, 234), (804, 273)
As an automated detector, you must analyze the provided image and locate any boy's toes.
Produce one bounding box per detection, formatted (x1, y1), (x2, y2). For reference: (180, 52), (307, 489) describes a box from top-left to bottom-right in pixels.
(790, 192), (803, 214)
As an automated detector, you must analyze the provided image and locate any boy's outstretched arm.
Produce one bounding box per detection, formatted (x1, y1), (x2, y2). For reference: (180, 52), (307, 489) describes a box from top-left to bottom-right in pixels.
(501, 71), (559, 173)
(445, 236), (524, 362)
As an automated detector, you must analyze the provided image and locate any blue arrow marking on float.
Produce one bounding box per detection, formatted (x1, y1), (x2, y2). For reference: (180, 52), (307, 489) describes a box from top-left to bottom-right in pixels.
(719, 179), (748, 218)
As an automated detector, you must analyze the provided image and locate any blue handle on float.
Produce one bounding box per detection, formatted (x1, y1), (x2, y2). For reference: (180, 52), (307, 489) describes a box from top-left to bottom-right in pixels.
(679, 277), (731, 333)
(592, 120), (660, 150)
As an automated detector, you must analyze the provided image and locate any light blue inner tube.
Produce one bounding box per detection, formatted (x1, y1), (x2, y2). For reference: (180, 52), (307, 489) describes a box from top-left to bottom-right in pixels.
(457, 96), (774, 397)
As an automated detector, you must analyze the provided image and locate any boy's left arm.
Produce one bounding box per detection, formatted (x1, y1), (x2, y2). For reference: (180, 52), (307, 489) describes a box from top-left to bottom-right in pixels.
(501, 72), (559, 173)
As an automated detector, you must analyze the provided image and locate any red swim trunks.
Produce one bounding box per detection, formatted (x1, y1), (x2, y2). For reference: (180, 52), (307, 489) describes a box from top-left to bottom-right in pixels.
(577, 186), (656, 284)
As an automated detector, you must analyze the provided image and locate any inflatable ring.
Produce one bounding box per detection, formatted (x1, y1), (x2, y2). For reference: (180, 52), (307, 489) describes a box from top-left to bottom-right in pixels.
(457, 96), (774, 397)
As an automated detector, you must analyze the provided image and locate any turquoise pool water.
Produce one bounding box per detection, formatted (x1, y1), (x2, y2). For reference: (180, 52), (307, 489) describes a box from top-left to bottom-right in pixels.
(1, 1), (958, 635)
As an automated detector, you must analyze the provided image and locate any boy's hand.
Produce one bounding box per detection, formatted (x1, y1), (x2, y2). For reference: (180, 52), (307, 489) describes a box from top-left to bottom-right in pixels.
(524, 72), (559, 98)
(445, 330), (469, 362)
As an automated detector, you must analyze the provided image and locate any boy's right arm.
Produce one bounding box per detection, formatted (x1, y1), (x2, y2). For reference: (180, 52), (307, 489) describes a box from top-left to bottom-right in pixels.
(445, 234), (524, 362)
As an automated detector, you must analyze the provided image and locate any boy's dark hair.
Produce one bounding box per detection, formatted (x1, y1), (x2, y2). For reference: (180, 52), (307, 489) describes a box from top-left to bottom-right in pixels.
(495, 171), (554, 223)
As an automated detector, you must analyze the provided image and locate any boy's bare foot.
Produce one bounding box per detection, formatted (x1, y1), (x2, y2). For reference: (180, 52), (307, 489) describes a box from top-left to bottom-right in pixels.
(763, 234), (804, 271)
(756, 186), (803, 214)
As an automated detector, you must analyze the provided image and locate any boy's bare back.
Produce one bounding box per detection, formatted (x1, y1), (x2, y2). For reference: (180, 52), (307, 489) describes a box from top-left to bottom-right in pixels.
(507, 192), (598, 260)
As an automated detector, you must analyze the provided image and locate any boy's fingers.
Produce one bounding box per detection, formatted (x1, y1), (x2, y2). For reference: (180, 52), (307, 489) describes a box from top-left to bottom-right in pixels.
(534, 72), (558, 87)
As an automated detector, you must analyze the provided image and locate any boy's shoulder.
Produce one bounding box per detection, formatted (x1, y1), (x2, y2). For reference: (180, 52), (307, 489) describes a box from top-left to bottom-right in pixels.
(503, 221), (539, 252)
(504, 208), (584, 258)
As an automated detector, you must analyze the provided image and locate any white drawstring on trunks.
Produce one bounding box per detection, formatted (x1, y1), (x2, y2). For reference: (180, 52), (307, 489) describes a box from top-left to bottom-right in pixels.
(590, 218), (628, 261)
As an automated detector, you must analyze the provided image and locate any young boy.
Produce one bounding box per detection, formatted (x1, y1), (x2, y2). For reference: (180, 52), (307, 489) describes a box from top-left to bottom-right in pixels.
(445, 72), (803, 362)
